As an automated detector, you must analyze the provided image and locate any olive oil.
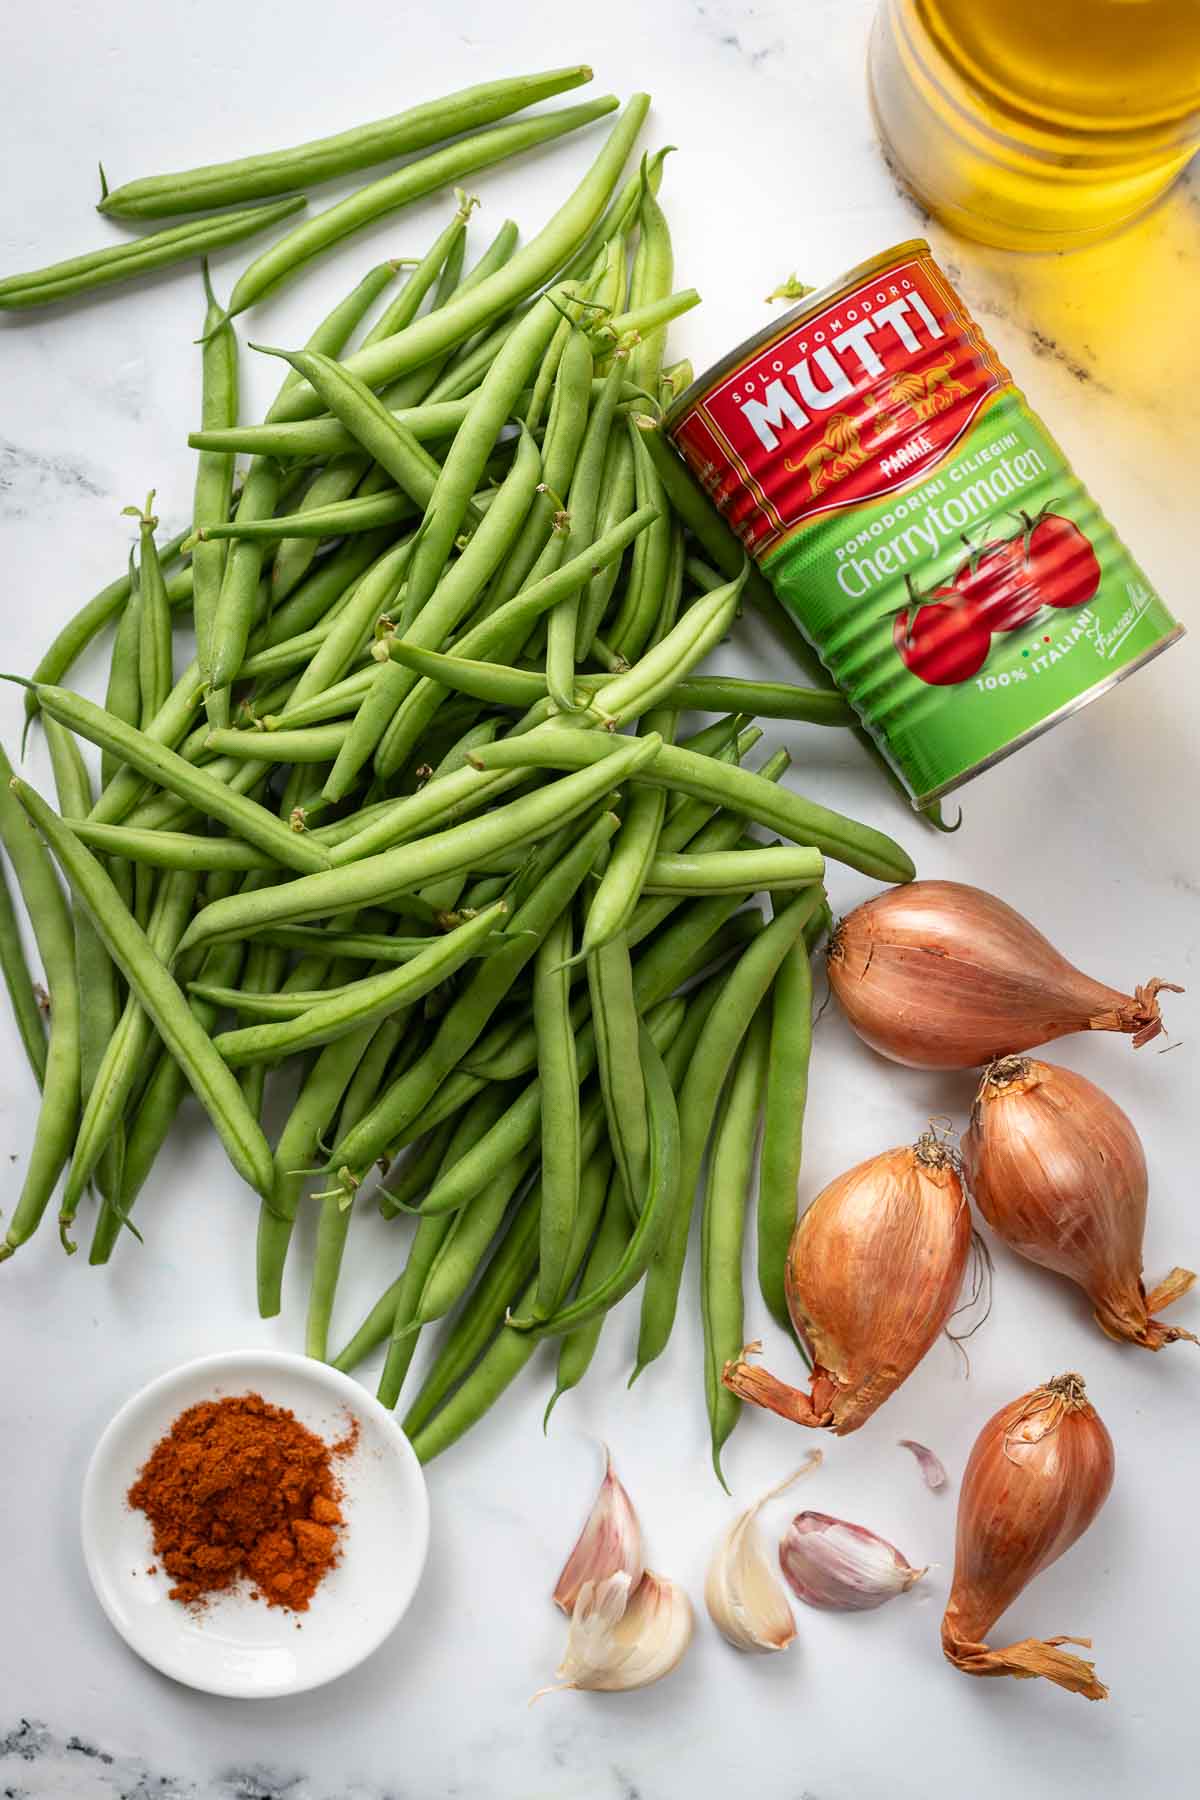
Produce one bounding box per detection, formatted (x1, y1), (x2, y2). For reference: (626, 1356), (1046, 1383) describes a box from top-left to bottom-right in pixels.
(870, 0), (1200, 248)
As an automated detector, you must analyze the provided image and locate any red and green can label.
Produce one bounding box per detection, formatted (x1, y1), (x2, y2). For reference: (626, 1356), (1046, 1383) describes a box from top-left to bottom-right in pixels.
(668, 240), (1182, 804)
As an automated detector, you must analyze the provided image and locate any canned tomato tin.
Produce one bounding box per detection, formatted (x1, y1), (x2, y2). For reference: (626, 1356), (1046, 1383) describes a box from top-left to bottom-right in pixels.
(666, 238), (1183, 806)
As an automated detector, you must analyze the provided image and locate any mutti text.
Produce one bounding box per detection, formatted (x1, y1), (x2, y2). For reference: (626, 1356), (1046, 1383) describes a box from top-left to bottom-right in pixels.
(734, 290), (946, 452)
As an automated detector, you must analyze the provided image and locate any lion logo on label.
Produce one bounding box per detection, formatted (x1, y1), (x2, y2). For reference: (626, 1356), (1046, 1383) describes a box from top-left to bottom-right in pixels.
(784, 412), (867, 499)
(868, 350), (972, 444)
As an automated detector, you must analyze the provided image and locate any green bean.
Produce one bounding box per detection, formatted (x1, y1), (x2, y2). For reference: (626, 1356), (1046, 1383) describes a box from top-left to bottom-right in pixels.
(632, 889), (822, 1381)
(205, 276), (394, 706)
(323, 306), (564, 805)
(101, 566), (143, 790)
(26, 682), (331, 875)
(757, 925), (815, 1335)
(217, 100), (617, 326)
(643, 845), (823, 893)
(42, 721), (119, 1165)
(369, 504), (659, 785)
(580, 707), (674, 959)
(247, 925), (446, 964)
(402, 292), (573, 646)
(25, 529), (192, 728)
(328, 812), (618, 1184)
(331, 1270), (411, 1374)
(416, 891), (744, 1218)
(180, 729), (659, 960)
(406, 1125), (610, 1459)
(125, 500), (173, 725)
(11, 778), (273, 1198)
(212, 902), (505, 1066)
(0, 197), (307, 310)
(89, 925), (246, 1262)
(204, 723), (347, 764)
(587, 932), (648, 1218)
(467, 728), (915, 883)
(702, 1006), (770, 1488)
(58, 869), (198, 1248)
(397, 988), (674, 1437)
(511, 1019), (678, 1338)
(272, 97), (650, 423)
(306, 1020), (421, 1359)
(255, 347), (448, 514)
(192, 265), (240, 722)
(261, 667), (376, 731)
(265, 528), (394, 649)
(383, 1081), (511, 1219)
(542, 1164), (626, 1428)
(606, 424), (672, 663)
(484, 321), (595, 616)
(284, 534), (416, 715)
(374, 1084), (517, 1405)
(533, 907), (581, 1315)
(190, 397), (476, 463)
(256, 993), (404, 1317)
(408, 1140), (540, 1334)
(194, 486), (415, 544)
(539, 329), (600, 708)
(575, 428), (634, 655)
(464, 901), (760, 1087)
(100, 68), (595, 217)
(547, 350), (621, 711)
(0, 855), (47, 1086)
(0, 756), (81, 1256)
(591, 565), (747, 726)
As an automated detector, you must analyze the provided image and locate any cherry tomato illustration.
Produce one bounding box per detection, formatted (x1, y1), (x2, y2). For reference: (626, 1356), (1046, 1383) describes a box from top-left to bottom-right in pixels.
(1026, 512), (1102, 610)
(953, 535), (1040, 632)
(893, 595), (991, 686)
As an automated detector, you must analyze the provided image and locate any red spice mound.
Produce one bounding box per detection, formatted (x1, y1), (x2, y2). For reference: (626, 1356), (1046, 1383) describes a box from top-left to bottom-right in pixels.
(127, 1392), (359, 1612)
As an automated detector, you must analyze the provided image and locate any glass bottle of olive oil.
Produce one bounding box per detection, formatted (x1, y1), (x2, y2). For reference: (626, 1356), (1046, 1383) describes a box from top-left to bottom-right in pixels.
(870, 0), (1200, 248)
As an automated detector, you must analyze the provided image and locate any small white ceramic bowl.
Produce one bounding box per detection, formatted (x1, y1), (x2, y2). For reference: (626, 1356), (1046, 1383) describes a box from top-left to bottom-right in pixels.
(81, 1349), (429, 1698)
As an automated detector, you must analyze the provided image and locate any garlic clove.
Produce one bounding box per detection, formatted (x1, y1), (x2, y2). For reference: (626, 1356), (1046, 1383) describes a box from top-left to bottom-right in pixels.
(779, 1511), (927, 1611)
(706, 1453), (822, 1653)
(899, 1439), (949, 1490)
(535, 1571), (693, 1698)
(553, 1445), (643, 1615)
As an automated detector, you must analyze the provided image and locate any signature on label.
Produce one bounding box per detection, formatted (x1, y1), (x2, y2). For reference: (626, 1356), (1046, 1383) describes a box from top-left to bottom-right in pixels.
(1084, 582), (1158, 660)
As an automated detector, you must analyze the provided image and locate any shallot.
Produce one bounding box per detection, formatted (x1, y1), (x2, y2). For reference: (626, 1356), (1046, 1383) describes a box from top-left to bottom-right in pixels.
(828, 881), (1179, 1069)
(942, 1372), (1114, 1701)
(963, 1057), (1196, 1351)
(722, 1130), (971, 1435)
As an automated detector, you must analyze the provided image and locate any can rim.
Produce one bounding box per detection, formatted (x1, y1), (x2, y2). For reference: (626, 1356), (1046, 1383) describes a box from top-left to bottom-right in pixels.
(664, 237), (932, 428)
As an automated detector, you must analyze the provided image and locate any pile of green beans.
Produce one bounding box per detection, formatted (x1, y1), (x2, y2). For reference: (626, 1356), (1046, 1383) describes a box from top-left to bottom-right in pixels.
(0, 93), (917, 1477)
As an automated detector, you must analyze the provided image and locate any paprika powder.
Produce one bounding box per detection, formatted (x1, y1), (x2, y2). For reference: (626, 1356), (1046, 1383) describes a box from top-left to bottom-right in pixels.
(127, 1391), (358, 1612)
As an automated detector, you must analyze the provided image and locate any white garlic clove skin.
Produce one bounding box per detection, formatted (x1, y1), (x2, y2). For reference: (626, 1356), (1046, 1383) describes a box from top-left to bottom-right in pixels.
(779, 1511), (927, 1612)
(705, 1456), (821, 1652)
(553, 1445), (644, 1616)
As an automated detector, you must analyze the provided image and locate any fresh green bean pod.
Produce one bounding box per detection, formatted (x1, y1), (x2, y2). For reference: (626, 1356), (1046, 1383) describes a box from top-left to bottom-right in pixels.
(193, 265), (240, 724)
(0, 855), (48, 1086)
(11, 780), (273, 1198)
(0, 198), (306, 310)
(0, 753), (80, 1257)
(273, 97), (651, 422)
(542, 1164), (628, 1428)
(702, 1007), (770, 1488)
(633, 889), (823, 1380)
(218, 101), (618, 325)
(99, 68), (596, 216)
(533, 907), (581, 1315)
(757, 926), (815, 1335)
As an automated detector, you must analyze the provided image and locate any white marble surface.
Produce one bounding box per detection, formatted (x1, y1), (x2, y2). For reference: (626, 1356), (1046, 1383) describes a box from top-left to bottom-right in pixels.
(1, 3), (1198, 1796)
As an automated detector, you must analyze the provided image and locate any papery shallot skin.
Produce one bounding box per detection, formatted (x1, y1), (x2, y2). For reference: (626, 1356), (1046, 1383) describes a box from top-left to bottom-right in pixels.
(963, 1058), (1196, 1350)
(828, 881), (1177, 1069)
(723, 1136), (971, 1435)
(942, 1375), (1115, 1701)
